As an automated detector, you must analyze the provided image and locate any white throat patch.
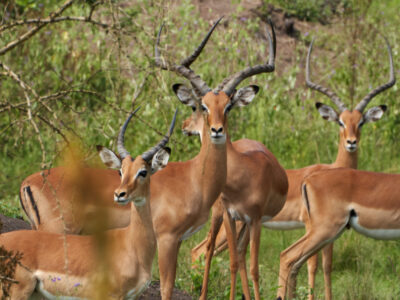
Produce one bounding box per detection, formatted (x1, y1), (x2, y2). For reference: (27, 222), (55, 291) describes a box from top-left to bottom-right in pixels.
(210, 134), (226, 145)
(133, 197), (147, 207)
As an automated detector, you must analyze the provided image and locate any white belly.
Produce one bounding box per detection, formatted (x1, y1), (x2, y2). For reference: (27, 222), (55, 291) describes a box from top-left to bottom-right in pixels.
(181, 223), (206, 241)
(262, 221), (304, 230)
(228, 208), (253, 224)
(125, 279), (151, 299)
(350, 216), (400, 240)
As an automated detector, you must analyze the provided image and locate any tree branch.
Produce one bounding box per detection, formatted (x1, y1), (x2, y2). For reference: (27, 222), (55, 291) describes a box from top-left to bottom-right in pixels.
(0, 0), (75, 56)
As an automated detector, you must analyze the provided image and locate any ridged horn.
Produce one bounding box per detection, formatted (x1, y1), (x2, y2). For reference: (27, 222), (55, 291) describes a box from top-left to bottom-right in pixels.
(141, 109), (178, 163)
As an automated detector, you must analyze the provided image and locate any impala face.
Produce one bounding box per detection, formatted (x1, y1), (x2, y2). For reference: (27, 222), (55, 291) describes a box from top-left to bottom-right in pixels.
(316, 102), (387, 153)
(174, 84), (259, 144)
(98, 147), (170, 206)
(115, 156), (150, 206)
(181, 102), (203, 138)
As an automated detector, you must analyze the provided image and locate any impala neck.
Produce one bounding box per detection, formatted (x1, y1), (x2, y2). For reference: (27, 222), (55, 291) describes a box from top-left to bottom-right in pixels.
(125, 197), (156, 268)
(333, 136), (358, 169)
(197, 119), (227, 207)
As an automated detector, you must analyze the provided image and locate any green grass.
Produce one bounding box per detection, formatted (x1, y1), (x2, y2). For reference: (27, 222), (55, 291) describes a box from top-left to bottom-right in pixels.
(1, 0), (400, 299)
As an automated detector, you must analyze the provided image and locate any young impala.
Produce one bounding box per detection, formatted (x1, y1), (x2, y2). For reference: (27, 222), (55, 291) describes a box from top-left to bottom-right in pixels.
(0, 108), (176, 299)
(191, 36), (395, 299)
(277, 167), (400, 299)
(176, 21), (288, 300)
(17, 18), (280, 299)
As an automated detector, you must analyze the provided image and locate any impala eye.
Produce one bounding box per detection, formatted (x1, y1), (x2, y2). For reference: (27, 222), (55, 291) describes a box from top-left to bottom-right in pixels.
(138, 170), (147, 178)
(191, 106), (196, 112)
(338, 120), (345, 128)
(118, 170), (122, 177)
(224, 104), (233, 114)
(201, 104), (208, 112)
(358, 121), (364, 128)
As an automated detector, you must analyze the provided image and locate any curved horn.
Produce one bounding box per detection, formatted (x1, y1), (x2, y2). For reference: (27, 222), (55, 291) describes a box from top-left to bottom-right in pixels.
(306, 38), (347, 112)
(142, 109), (178, 163)
(220, 19), (276, 96)
(355, 36), (396, 112)
(117, 106), (141, 160)
(180, 17), (223, 67)
(155, 19), (223, 96)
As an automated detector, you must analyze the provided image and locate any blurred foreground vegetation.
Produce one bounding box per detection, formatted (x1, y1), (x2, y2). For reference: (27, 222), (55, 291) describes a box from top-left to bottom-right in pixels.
(1, 0), (400, 299)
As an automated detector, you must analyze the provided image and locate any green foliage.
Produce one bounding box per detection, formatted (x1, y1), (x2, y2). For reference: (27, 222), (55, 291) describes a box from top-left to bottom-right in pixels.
(267, 0), (349, 22)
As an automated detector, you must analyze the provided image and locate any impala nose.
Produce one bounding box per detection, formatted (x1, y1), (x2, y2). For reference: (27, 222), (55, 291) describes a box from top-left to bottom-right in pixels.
(346, 139), (357, 152)
(346, 139), (356, 145)
(115, 191), (126, 198)
(211, 126), (223, 134)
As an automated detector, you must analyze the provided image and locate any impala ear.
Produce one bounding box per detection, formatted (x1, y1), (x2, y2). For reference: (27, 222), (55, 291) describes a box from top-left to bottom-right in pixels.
(173, 84), (198, 107)
(150, 147), (171, 174)
(363, 105), (387, 123)
(231, 85), (259, 107)
(97, 145), (121, 169)
(315, 102), (339, 122)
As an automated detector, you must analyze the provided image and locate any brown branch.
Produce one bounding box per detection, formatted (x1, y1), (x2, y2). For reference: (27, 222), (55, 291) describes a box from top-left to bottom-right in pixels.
(0, 275), (19, 284)
(0, 0), (75, 56)
(0, 15), (109, 32)
(0, 61), (59, 119)
(0, 89), (106, 111)
(0, 62), (38, 97)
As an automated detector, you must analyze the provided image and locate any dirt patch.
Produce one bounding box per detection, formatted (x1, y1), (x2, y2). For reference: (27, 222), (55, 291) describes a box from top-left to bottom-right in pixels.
(0, 214), (31, 234)
(139, 281), (192, 300)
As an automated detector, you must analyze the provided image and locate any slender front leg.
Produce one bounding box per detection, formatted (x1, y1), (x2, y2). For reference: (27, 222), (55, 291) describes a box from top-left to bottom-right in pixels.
(322, 243), (334, 300)
(306, 253), (318, 300)
(237, 225), (251, 299)
(249, 218), (262, 300)
(158, 234), (181, 300)
(223, 209), (239, 300)
(277, 233), (313, 299)
(199, 202), (224, 300)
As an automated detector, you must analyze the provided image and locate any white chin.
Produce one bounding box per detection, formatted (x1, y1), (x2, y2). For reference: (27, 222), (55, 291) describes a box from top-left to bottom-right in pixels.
(115, 198), (130, 206)
(211, 134), (226, 145)
(346, 146), (357, 153)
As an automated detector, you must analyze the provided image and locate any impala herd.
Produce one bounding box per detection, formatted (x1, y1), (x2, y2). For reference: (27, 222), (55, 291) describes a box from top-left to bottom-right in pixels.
(0, 18), (397, 300)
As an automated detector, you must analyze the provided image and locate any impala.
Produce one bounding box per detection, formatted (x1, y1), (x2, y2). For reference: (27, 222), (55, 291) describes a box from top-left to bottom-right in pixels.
(178, 21), (288, 300)
(18, 18), (279, 299)
(0, 108), (176, 299)
(191, 36), (395, 299)
(277, 167), (400, 299)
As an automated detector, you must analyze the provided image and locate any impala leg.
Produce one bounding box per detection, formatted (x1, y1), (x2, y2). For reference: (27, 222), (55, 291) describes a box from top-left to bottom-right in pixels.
(279, 225), (344, 300)
(249, 219), (262, 300)
(211, 221), (242, 257)
(306, 253), (319, 300)
(191, 237), (208, 265)
(322, 243), (334, 300)
(158, 235), (181, 300)
(277, 230), (324, 300)
(223, 209), (239, 300)
(237, 225), (251, 300)
(199, 208), (224, 300)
